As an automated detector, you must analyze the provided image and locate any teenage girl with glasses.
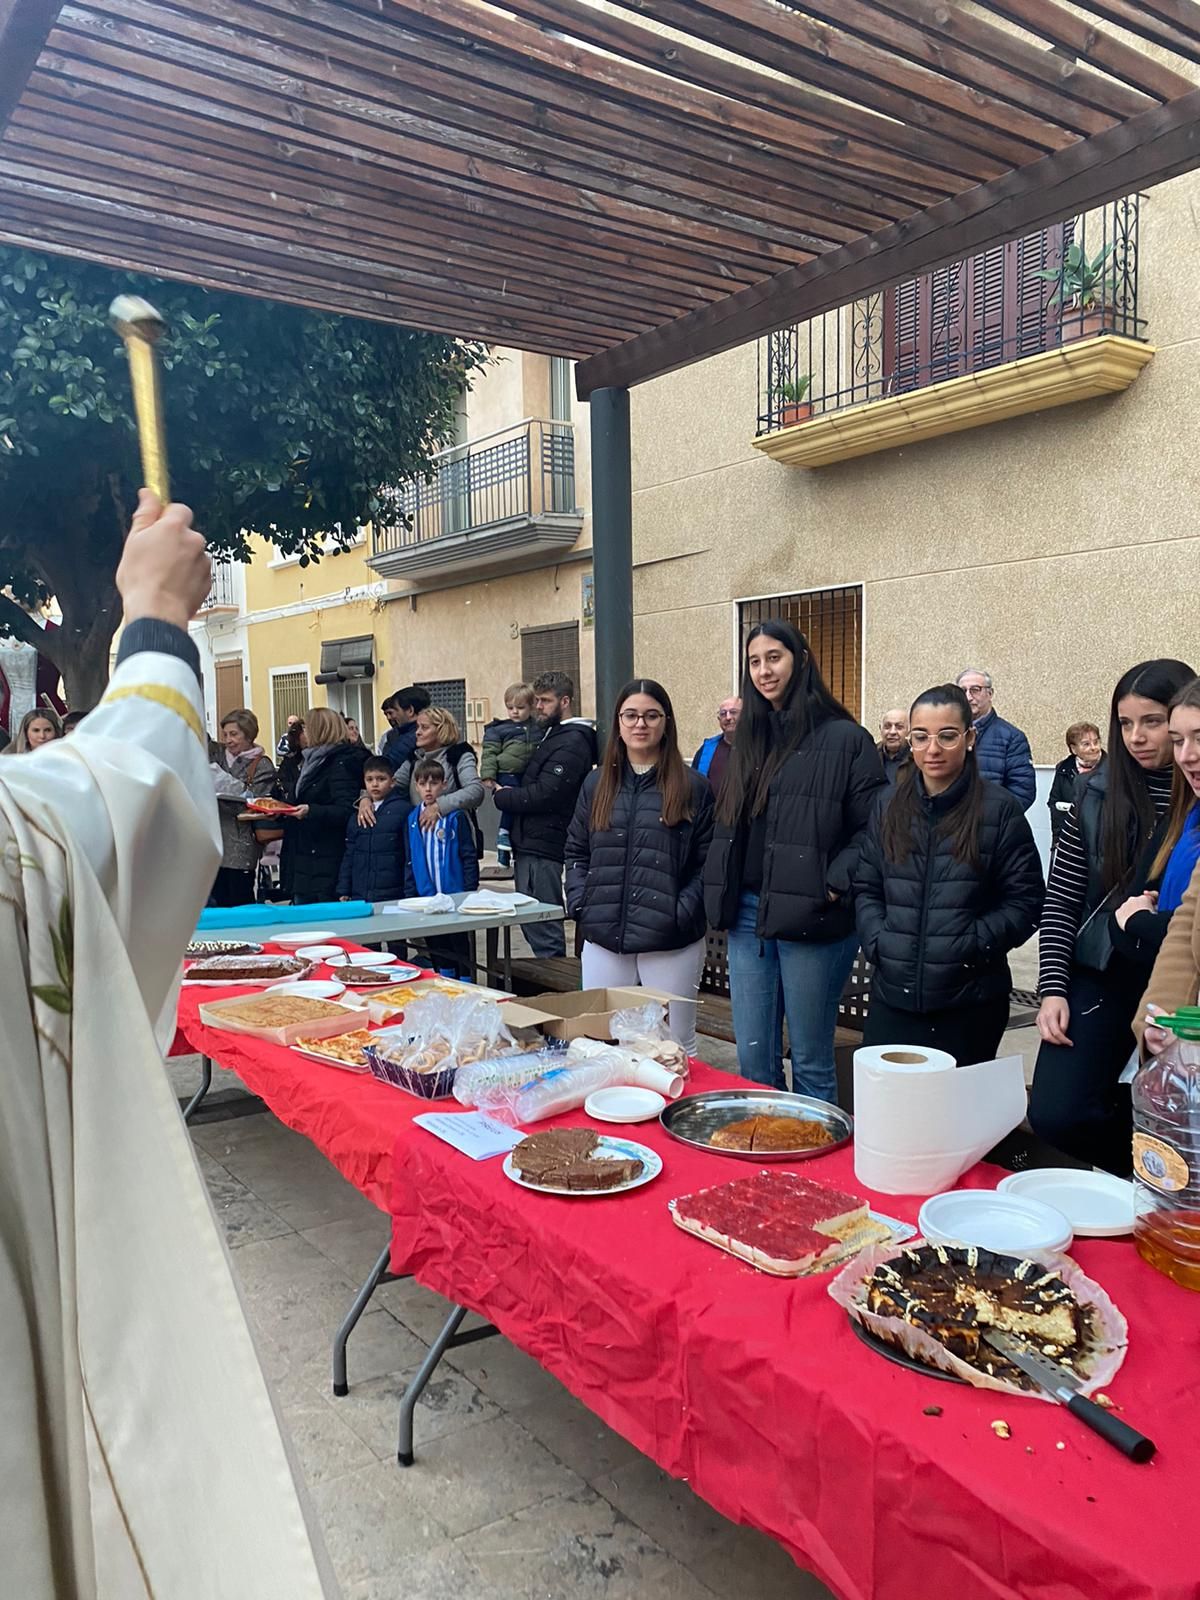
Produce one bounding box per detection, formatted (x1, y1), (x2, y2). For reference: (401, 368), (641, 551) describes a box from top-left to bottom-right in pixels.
(854, 684), (1044, 1065)
(565, 678), (714, 1056)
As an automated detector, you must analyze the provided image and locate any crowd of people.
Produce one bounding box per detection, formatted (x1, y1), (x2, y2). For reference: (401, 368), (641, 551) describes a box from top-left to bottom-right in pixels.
(189, 621), (1200, 1178)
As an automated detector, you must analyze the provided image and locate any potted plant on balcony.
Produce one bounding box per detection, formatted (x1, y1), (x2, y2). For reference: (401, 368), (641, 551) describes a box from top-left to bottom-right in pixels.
(1037, 242), (1117, 343)
(775, 374), (813, 427)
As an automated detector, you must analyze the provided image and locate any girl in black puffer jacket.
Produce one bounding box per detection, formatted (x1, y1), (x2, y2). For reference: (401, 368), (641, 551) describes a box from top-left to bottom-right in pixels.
(854, 684), (1044, 1065)
(566, 678), (714, 1056)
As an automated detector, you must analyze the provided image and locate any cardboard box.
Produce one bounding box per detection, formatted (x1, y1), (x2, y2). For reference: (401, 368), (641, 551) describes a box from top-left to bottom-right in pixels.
(502, 986), (687, 1044)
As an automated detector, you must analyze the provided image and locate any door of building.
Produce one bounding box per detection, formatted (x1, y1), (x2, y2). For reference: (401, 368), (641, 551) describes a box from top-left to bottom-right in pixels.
(214, 655), (244, 725)
(738, 587), (863, 721)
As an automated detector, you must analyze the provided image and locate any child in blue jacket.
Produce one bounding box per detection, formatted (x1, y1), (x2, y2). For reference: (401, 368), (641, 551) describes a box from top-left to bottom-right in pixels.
(406, 757), (479, 977)
(337, 757), (407, 902)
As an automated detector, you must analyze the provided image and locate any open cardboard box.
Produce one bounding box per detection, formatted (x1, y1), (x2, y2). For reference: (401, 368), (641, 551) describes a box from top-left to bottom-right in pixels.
(502, 986), (688, 1044)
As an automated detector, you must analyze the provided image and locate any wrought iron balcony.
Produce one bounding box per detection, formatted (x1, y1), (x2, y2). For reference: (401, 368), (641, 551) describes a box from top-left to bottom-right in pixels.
(755, 195), (1151, 468)
(197, 558), (239, 614)
(369, 418), (583, 582)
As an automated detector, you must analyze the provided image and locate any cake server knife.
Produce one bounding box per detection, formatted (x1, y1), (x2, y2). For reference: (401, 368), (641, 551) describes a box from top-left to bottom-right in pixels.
(982, 1330), (1155, 1462)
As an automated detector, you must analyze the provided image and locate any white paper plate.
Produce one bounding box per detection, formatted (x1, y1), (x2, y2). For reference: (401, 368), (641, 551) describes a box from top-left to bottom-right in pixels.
(295, 944), (346, 962)
(503, 1137), (662, 1197)
(997, 1169), (1136, 1237)
(585, 1086), (667, 1124)
(273, 930), (338, 948)
(334, 950), (403, 968)
(268, 979), (346, 1000)
(918, 1190), (1073, 1254)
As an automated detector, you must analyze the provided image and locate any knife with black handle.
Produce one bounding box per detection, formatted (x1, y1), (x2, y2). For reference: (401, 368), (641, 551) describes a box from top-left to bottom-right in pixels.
(983, 1330), (1156, 1463)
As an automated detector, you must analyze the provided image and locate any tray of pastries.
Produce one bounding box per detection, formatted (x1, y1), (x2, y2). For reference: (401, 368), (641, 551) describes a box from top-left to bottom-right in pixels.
(184, 939), (264, 959)
(292, 1028), (376, 1073)
(197, 993), (363, 1046)
(670, 1170), (890, 1276)
(660, 1088), (852, 1160)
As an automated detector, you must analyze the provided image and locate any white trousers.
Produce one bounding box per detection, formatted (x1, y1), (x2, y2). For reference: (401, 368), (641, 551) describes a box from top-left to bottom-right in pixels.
(581, 936), (708, 1057)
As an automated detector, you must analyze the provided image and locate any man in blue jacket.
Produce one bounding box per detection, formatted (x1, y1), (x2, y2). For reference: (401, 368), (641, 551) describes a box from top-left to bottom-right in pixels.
(956, 668), (1036, 811)
(692, 696), (741, 794)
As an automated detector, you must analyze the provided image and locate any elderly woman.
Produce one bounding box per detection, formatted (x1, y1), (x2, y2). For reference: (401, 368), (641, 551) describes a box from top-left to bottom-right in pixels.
(2, 708), (62, 754)
(357, 704), (484, 852)
(1047, 720), (1105, 846)
(208, 708), (276, 907)
(279, 706), (367, 903)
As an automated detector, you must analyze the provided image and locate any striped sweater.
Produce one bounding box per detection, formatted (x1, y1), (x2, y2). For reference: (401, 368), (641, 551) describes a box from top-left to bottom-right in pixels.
(1038, 765), (1172, 998)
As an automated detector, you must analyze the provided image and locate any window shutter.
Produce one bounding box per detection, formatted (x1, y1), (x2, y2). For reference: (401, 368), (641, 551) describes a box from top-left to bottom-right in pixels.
(521, 622), (581, 695)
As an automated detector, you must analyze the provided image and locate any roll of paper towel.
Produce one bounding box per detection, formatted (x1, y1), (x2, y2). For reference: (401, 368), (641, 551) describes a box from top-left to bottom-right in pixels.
(853, 1044), (1026, 1195)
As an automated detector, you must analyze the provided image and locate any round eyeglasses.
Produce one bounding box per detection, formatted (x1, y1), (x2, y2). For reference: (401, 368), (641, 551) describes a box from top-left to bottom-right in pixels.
(910, 729), (967, 749)
(619, 710), (666, 726)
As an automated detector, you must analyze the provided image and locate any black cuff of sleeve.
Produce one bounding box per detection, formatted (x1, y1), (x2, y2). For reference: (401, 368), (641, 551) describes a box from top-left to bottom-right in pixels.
(115, 619), (202, 684)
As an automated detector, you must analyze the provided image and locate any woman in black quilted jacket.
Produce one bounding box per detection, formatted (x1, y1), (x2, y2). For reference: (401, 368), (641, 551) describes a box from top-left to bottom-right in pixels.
(566, 678), (714, 1056)
(854, 684), (1044, 1065)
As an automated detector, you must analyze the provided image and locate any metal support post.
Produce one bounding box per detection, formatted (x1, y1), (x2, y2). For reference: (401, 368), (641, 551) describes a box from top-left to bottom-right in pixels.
(332, 1242), (394, 1397)
(589, 386), (634, 734)
(182, 1056), (213, 1123)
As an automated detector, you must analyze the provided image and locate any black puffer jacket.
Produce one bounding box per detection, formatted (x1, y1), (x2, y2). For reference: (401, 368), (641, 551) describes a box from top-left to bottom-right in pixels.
(565, 766), (715, 953)
(854, 770), (1044, 1012)
(703, 716), (886, 942)
(493, 717), (598, 862)
(281, 741), (367, 903)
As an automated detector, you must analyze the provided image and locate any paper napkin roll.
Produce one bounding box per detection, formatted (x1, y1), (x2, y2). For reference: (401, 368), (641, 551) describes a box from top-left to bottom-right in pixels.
(853, 1045), (1026, 1195)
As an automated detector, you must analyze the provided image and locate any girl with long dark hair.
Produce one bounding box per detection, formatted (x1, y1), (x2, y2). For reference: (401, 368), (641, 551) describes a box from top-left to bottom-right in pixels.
(566, 679), (714, 1055)
(703, 621), (886, 1100)
(1030, 657), (1195, 1172)
(854, 685), (1043, 1064)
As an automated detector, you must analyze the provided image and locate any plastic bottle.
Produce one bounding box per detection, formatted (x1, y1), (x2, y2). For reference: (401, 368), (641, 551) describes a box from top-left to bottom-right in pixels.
(1131, 1007), (1200, 1290)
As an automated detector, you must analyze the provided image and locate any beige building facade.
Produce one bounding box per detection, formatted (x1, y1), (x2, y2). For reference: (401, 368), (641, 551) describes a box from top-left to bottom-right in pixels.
(627, 170), (1200, 851)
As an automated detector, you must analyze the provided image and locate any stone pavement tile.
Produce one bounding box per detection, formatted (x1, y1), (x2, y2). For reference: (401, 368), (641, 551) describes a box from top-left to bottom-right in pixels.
(338, 1541), (482, 1600)
(165, 1052), (243, 1099)
(508, 1383), (644, 1483)
(301, 1216), (392, 1283)
(332, 1362), (501, 1461)
(390, 1415), (585, 1538)
(279, 1389), (378, 1486)
(456, 1485), (717, 1600)
(293, 1307), (428, 1397)
(593, 1457), (831, 1600)
(193, 1148), (292, 1249)
(309, 1459), (453, 1590)
(442, 1333), (571, 1411)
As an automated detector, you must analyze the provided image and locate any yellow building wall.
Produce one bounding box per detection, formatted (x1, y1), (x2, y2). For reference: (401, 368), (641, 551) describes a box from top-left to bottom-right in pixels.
(629, 170), (1200, 765)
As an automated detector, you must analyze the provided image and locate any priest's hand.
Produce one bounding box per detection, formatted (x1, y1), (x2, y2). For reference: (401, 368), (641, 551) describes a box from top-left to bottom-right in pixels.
(117, 488), (211, 629)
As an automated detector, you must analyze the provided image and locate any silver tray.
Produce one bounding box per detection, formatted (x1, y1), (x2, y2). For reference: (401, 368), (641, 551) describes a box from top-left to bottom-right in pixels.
(659, 1088), (853, 1160)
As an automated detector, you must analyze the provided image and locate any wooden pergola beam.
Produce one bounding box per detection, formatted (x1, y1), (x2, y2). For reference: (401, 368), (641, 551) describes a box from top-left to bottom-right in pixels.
(0, 0), (62, 129)
(575, 87), (1200, 396)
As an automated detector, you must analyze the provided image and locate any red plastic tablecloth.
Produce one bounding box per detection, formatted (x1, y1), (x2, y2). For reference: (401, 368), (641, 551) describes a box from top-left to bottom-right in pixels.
(388, 1064), (1200, 1600)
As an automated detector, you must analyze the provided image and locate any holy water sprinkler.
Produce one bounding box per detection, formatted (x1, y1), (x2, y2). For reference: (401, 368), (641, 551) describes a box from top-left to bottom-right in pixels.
(109, 294), (170, 502)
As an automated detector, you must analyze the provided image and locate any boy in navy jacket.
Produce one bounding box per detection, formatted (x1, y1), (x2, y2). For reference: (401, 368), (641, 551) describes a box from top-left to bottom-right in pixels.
(406, 757), (479, 977)
(337, 757), (407, 902)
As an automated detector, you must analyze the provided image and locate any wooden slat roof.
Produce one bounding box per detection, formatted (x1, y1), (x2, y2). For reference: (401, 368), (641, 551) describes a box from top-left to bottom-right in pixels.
(1, 0), (1198, 392)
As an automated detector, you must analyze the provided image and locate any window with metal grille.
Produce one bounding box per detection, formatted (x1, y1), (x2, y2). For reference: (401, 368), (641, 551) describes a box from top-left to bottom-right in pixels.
(738, 588), (863, 723)
(415, 678), (467, 738)
(270, 668), (310, 750)
(521, 622), (581, 700)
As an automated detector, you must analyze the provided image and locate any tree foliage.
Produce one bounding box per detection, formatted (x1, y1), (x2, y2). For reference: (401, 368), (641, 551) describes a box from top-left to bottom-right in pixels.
(0, 248), (487, 707)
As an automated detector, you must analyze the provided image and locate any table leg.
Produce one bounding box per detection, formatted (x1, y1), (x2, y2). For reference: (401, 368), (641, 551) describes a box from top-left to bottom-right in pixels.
(332, 1242), (394, 1398)
(470, 929), (478, 983)
(486, 925), (499, 986)
(395, 1309), (501, 1466)
(503, 925), (512, 991)
(397, 1304), (467, 1466)
(182, 1056), (213, 1124)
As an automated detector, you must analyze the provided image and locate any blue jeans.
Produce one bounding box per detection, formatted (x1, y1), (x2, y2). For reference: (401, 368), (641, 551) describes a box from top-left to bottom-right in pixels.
(727, 893), (858, 1103)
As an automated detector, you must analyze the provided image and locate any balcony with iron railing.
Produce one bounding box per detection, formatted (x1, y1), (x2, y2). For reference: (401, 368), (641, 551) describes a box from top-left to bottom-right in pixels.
(368, 418), (583, 582)
(754, 195), (1154, 470)
(197, 557), (239, 615)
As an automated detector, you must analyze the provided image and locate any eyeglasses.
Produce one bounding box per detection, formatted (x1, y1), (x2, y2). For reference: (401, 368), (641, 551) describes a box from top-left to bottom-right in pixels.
(717, 709), (739, 721)
(910, 729), (968, 749)
(619, 710), (666, 726)
(961, 684), (992, 696)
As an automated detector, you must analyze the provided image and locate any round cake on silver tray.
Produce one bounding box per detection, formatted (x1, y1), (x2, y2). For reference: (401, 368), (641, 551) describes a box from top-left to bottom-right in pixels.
(660, 1088), (852, 1160)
